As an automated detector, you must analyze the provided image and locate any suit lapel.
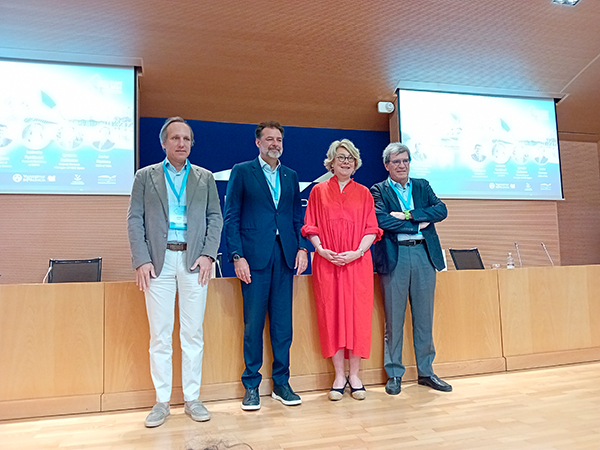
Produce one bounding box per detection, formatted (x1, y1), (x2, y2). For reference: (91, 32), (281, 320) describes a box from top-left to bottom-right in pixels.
(277, 165), (291, 210)
(383, 179), (403, 211)
(252, 157), (277, 209)
(150, 163), (169, 219)
(186, 165), (199, 206)
(410, 178), (422, 208)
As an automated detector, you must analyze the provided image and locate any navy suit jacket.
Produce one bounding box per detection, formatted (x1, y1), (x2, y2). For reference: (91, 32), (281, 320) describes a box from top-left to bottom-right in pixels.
(224, 157), (306, 271)
(370, 178), (447, 274)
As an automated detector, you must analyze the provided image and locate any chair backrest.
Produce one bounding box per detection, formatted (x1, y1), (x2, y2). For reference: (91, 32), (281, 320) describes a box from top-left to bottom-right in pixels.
(47, 258), (102, 283)
(448, 248), (485, 270)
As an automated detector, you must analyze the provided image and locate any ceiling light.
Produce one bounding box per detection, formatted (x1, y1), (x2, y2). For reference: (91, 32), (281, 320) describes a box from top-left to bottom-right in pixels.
(552, 0), (581, 5)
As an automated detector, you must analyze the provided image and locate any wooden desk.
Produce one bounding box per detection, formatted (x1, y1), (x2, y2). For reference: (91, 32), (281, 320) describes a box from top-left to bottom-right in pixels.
(1, 266), (599, 420)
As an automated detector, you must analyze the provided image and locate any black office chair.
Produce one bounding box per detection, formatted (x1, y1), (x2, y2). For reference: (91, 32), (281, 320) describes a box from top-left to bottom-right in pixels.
(448, 248), (485, 270)
(46, 257), (102, 283)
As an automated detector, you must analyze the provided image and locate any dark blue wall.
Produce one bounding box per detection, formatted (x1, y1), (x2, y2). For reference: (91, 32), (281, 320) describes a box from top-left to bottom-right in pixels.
(139, 117), (389, 276)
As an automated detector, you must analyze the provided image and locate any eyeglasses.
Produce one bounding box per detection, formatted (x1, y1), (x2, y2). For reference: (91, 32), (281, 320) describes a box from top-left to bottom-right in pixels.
(335, 155), (355, 163)
(389, 158), (410, 166)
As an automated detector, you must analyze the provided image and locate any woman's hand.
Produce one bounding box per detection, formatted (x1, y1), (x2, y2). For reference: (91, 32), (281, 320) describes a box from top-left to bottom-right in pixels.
(317, 246), (345, 266)
(335, 250), (361, 265)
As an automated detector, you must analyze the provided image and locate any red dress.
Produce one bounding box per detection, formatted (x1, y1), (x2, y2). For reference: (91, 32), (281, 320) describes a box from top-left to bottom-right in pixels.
(301, 177), (382, 358)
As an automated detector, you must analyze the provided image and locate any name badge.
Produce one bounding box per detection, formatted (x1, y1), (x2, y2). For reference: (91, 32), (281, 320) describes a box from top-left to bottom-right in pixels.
(169, 205), (187, 230)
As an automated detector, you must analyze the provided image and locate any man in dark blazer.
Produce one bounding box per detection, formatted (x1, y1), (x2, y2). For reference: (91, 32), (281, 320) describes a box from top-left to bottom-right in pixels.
(127, 117), (223, 427)
(370, 142), (452, 396)
(224, 121), (308, 411)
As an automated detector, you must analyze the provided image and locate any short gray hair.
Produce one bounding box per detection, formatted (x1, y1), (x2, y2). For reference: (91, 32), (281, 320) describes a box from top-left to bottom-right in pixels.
(324, 139), (362, 173)
(382, 142), (411, 164)
(159, 116), (194, 145)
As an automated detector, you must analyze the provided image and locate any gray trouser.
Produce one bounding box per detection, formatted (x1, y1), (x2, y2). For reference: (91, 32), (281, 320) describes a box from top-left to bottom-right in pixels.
(379, 243), (436, 378)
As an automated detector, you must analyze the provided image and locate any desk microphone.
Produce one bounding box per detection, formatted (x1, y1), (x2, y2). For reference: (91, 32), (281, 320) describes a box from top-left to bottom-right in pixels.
(541, 242), (554, 266)
(514, 242), (523, 268)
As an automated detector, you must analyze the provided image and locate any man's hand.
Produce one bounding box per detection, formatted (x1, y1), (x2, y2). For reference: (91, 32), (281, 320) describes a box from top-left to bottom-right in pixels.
(135, 262), (156, 292)
(419, 222), (430, 230)
(295, 250), (308, 275)
(234, 257), (252, 284)
(191, 255), (213, 287)
(390, 211), (406, 220)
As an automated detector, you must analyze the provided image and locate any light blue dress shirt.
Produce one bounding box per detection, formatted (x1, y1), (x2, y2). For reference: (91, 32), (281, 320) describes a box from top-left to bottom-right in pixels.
(389, 177), (423, 241)
(163, 158), (188, 243)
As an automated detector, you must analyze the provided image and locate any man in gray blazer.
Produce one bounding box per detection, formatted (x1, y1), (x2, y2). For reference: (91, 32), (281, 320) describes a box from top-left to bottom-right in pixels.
(370, 142), (451, 396)
(127, 117), (223, 427)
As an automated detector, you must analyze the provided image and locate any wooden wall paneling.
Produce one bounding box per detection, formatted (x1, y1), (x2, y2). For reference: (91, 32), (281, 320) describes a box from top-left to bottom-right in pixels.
(557, 140), (600, 266)
(437, 199), (560, 270)
(0, 283), (104, 401)
(0, 195), (133, 284)
(499, 265), (600, 368)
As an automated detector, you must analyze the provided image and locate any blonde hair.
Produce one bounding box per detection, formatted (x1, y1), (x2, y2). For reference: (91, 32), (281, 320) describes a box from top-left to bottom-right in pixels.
(324, 139), (362, 173)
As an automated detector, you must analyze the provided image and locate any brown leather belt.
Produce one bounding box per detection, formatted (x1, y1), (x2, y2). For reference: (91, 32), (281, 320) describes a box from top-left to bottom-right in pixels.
(398, 239), (424, 247)
(167, 243), (187, 251)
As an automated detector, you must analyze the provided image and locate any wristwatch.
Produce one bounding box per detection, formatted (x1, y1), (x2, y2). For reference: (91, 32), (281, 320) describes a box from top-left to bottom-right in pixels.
(233, 254), (241, 262)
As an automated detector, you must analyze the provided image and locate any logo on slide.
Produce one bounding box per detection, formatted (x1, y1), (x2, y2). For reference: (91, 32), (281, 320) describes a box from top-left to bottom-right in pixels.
(71, 174), (84, 186)
(13, 174), (22, 183)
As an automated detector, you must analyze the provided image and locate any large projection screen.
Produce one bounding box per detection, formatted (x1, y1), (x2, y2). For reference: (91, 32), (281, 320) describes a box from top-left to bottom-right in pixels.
(0, 58), (136, 195)
(398, 88), (563, 200)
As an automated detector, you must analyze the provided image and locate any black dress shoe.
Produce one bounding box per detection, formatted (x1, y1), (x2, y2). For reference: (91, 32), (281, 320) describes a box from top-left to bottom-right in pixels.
(385, 377), (402, 395)
(418, 374), (452, 392)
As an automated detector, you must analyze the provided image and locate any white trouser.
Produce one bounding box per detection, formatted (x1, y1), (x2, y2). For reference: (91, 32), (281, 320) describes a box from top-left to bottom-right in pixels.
(144, 249), (208, 403)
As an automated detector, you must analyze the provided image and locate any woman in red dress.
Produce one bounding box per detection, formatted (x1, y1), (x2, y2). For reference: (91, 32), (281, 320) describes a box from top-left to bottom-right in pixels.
(302, 139), (382, 401)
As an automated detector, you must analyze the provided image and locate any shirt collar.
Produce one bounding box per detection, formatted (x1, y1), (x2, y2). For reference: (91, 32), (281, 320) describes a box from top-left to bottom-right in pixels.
(164, 157), (188, 174)
(389, 176), (410, 191)
(259, 155), (280, 173)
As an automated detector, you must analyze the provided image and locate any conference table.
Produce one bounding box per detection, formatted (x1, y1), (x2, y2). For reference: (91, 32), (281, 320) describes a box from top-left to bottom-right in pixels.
(1, 265), (599, 421)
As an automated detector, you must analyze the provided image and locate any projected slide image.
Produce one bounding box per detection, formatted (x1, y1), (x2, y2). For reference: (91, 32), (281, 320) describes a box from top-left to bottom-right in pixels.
(399, 89), (563, 200)
(0, 59), (135, 195)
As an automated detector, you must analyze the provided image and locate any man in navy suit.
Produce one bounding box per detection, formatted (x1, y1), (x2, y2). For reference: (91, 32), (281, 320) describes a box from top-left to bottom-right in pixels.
(224, 121), (308, 411)
(370, 142), (452, 396)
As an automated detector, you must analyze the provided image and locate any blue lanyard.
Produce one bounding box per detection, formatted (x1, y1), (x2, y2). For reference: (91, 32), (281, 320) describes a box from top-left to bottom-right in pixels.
(163, 160), (190, 205)
(264, 167), (280, 204)
(389, 179), (412, 212)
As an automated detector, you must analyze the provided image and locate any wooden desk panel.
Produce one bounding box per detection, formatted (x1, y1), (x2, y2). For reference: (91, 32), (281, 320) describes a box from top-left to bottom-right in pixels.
(0, 282), (103, 418)
(3, 265), (598, 419)
(499, 265), (600, 369)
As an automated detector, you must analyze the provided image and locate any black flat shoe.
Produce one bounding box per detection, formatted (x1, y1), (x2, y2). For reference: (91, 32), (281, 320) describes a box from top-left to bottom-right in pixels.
(347, 377), (366, 400)
(328, 384), (345, 401)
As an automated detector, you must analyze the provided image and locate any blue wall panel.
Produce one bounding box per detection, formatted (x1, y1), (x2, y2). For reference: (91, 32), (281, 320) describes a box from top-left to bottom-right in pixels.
(139, 117), (389, 276)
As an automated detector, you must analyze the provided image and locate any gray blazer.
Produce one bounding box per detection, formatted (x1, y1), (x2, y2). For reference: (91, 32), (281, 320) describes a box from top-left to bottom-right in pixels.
(127, 162), (223, 276)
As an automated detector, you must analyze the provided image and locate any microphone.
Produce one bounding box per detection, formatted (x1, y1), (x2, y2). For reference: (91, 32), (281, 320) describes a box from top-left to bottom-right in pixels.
(541, 242), (554, 266)
(514, 242), (523, 268)
(42, 265), (52, 283)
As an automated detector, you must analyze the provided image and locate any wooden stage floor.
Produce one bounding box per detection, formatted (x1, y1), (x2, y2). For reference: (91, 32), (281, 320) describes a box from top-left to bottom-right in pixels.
(1, 362), (599, 450)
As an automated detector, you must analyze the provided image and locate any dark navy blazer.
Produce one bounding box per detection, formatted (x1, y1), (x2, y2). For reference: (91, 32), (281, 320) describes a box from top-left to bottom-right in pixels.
(224, 157), (306, 271)
(370, 178), (447, 274)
